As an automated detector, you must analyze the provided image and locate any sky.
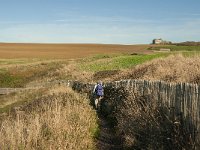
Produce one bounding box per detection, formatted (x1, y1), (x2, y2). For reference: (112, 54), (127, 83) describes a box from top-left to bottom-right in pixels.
(0, 0), (200, 44)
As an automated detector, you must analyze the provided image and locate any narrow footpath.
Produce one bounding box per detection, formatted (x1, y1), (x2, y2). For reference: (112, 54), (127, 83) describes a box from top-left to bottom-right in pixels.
(96, 114), (122, 150)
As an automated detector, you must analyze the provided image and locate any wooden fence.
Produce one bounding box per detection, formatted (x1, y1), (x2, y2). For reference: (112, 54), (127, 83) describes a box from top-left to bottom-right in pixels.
(70, 79), (200, 148)
(1, 79), (199, 147)
(114, 80), (199, 145)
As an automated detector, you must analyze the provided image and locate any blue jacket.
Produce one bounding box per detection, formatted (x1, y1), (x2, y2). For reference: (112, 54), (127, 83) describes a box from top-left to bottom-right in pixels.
(94, 84), (104, 96)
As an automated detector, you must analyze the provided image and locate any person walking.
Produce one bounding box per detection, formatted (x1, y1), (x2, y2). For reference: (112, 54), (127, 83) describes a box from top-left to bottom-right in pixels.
(93, 81), (104, 111)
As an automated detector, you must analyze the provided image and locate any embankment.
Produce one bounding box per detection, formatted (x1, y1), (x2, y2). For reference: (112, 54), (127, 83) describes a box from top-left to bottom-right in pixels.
(0, 86), (97, 150)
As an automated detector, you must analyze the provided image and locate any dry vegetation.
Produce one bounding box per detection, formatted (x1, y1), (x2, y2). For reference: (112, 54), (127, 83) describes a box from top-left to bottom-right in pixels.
(95, 53), (200, 149)
(0, 86), (98, 150)
(1, 44), (200, 150)
(112, 54), (200, 84)
(58, 61), (93, 83)
(0, 59), (69, 88)
(0, 57), (99, 149)
(101, 86), (195, 149)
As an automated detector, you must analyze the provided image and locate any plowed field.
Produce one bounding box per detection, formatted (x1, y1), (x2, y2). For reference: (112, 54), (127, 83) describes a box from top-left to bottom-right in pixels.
(0, 43), (152, 59)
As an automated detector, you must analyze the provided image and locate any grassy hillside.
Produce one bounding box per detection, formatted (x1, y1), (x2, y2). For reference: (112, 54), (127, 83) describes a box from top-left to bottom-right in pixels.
(73, 51), (200, 83)
(112, 54), (200, 84)
(0, 86), (98, 150)
(79, 53), (170, 72)
(0, 59), (67, 88)
(0, 57), (100, 149)
(1, 51), (199, 87)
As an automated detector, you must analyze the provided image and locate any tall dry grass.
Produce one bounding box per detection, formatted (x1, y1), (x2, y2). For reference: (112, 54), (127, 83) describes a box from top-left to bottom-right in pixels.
(58, 62), (93, 83)
(114, 54), (200, 84)
(102, 86), (195, 149)
(0, 86), (98, 150)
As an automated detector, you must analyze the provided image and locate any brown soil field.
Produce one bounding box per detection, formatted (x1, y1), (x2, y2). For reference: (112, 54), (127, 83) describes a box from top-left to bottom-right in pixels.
(0, 43), (152, 59)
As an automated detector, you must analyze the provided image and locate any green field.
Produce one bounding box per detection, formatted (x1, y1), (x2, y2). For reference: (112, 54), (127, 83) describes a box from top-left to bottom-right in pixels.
(79, 53), (170, 72)
(148, 45), (200, 51)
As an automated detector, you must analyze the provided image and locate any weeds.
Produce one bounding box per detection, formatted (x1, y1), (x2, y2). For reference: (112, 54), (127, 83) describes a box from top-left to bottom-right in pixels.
(0, 86), (98, 150)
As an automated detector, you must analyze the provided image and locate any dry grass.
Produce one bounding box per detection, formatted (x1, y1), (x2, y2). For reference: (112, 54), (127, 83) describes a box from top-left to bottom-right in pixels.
(113, 54), (200, 84)
(0, 60), (68, 88)
(0, 86), (98, 150)
(102, 86), (194, 149)
(0, 43), (152, 59)
(0, 59), (63, 70)
(117, 90), (194, 149)
(0, 88), (44, 113)
(58, 61), (93, 83)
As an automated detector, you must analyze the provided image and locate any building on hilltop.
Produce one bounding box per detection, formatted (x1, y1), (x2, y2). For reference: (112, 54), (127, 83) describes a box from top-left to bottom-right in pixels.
(152, 38), (171, 45)
(152, 38), (163, 44)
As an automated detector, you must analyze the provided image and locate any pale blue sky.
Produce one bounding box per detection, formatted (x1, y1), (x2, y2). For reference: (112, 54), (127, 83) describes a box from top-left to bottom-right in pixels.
(0, 0), (200, 44)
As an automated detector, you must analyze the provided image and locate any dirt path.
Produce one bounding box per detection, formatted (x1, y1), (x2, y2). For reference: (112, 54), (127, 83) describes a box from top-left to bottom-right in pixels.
(96, 114), (122, 150)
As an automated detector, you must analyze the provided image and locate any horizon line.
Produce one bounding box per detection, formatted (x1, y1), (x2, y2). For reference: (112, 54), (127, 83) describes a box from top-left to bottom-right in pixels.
(0, 42), (150, 45)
